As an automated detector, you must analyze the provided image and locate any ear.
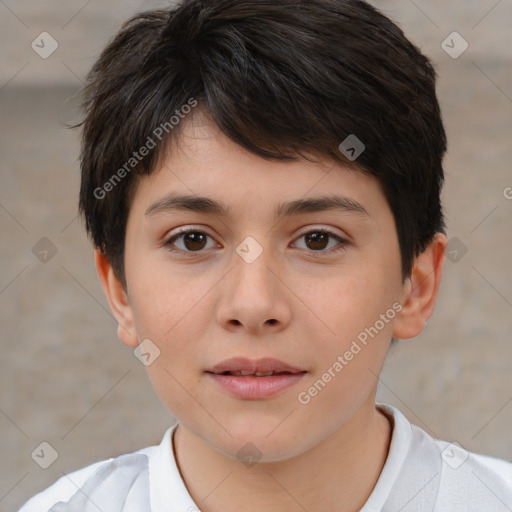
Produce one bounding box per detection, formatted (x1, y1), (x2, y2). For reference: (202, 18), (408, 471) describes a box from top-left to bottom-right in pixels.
(94, 248), (139, 347)
(392, 233), (447, 340)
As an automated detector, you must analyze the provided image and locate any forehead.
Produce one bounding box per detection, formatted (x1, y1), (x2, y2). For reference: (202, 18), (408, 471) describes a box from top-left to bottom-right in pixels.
(128, 111), (389, 222)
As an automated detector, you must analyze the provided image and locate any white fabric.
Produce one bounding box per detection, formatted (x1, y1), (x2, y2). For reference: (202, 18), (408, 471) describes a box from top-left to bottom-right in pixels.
(19, 404), (512, 511)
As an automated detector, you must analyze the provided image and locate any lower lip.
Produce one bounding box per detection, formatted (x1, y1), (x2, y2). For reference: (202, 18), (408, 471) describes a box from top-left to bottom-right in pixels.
(207, 372), (306, 399)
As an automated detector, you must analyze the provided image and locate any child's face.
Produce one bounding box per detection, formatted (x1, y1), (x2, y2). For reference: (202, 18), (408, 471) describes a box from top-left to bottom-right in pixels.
(110, 112), (412, 461)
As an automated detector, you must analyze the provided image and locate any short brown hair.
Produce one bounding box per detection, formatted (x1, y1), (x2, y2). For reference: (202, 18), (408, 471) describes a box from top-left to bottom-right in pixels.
(77, 0), (446, 289)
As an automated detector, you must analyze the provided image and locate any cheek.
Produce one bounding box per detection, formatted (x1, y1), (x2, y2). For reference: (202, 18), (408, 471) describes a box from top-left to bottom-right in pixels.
(299, 268), (373, 332)
(128, 255), (208, 337)
(296, 278), (394, 416)
(299, 264), (397, 370)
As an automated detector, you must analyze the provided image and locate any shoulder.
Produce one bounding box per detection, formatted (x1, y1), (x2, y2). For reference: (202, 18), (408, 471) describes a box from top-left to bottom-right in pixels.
(432, 434), (512, 481)
(470, 451), (512, 481)
(377, 404), (512, 511)
(18, 445), (157, 512)
(18, 459), (111, 512)
(407, 420), (512, 510)
(431, 437), (512, 511)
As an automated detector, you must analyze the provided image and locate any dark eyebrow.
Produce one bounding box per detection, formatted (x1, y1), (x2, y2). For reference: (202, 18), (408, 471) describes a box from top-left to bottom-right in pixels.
(145, 193), (369, 218)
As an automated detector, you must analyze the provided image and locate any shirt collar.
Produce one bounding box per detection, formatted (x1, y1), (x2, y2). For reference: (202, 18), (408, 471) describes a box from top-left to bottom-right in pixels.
(148, 404), (440, 512)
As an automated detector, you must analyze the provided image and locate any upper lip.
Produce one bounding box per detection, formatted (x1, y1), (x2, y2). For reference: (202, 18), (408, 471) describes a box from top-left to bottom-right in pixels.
(207, 357), (305, 375)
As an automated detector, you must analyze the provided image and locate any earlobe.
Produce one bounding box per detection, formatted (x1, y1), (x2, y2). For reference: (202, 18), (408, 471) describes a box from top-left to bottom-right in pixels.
(94, 249), (139, 347)
(392, 233), (447, 340)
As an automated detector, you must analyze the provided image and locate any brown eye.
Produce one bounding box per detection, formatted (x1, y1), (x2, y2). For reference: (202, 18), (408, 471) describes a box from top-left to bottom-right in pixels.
(294, 229), (348, 254)
(166, 230), (216, 253)
(181, 232), (208, 251)
(305, 232), (330, 251)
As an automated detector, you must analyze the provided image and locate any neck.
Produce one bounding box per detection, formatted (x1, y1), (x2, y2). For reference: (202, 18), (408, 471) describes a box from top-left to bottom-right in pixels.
(173, 401), (392, 512)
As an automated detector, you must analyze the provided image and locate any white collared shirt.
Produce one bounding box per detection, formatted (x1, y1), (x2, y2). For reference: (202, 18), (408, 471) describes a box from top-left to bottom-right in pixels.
(19, 404), (512, 511)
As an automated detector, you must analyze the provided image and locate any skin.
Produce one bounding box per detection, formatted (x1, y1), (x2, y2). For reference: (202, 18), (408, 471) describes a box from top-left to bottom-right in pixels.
(96, 110), (446, 512)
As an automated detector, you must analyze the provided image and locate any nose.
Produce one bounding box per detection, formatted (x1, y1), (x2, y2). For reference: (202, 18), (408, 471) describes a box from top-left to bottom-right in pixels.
(216, 240), (292, 336)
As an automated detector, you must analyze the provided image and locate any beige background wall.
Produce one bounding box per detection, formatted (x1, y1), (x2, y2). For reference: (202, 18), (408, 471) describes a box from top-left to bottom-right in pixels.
(1, 1), (511, 510)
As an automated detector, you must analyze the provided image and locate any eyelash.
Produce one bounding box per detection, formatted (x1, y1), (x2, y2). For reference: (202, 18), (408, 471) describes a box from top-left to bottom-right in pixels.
(164, 228), (349, 257)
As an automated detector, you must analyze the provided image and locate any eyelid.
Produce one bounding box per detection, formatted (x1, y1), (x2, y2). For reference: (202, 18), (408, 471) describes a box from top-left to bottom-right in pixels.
(295, 224), (349, 240)
(167, 225), (214, 238)
(166, 225), (349, 242)
(165, 226), (219, 246)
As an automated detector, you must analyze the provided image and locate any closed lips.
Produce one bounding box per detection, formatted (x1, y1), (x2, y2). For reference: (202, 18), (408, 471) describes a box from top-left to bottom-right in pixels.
(216, 370), (303, 376)
(206, 357), (306, 376)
